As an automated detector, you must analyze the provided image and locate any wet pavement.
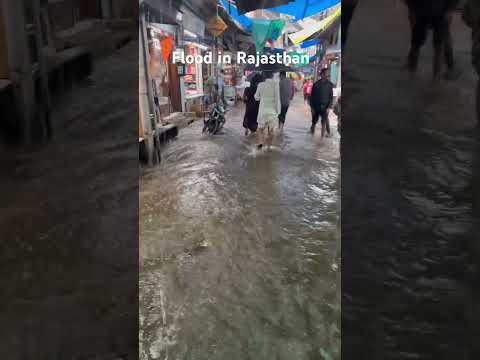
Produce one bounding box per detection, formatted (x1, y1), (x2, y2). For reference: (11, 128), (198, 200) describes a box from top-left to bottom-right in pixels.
(343, 1), (479, 359)
(0, 42), (138, 359)
(140, 95), (341, 359)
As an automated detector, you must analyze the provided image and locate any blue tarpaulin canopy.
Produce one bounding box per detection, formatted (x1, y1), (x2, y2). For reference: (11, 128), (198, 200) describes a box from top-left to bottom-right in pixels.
(268, 0), (340, 21)
(300, 39), (320, 48)
(221, 0), (340, 30)
(221, 0), (253, 29)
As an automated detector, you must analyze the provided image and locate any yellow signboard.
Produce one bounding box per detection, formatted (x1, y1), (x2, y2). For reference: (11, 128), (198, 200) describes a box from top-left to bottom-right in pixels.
(207, 15), (228, 38)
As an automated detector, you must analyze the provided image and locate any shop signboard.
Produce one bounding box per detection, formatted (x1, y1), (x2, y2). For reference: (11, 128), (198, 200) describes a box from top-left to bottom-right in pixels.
(173, 48), (185, 76)
(177, 63), (185, 76)
(206, 15), (228, 38)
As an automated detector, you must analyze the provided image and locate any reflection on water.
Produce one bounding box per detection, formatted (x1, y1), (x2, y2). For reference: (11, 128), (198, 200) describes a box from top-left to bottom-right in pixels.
(342, 1), (477, 356)
(140, 98), (341, 359)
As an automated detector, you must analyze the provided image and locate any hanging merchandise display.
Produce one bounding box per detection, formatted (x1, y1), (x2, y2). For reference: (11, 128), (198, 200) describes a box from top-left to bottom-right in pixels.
(251, 19), (286, 53)
(184, 44), (203, 97)
(160, 36), (174, 61)
(148, 25), (182, 116)
(207, 14), (228, 38)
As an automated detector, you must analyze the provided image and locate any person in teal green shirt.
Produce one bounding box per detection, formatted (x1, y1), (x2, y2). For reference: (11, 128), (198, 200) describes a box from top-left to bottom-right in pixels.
(463, 0), (480, 123)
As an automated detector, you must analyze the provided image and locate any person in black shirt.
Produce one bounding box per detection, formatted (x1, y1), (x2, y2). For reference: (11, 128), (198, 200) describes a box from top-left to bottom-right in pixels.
(242, 73), (263, 136)
(310, 69), (334, 137)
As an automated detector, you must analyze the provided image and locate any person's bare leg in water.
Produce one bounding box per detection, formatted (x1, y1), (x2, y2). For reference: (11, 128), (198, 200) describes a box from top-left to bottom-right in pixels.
(257, 127), (265, 149)
(266, 126), (274, 148)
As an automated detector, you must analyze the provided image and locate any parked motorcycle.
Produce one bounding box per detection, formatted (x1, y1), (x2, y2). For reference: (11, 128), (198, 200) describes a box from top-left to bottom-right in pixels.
(202, 102), (226, 135)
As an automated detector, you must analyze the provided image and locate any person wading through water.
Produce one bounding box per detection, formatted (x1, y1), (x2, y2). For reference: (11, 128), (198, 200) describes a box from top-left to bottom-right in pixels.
(255, 72), (281, 149)
(278, 71), (294, 131)
(405, 0), (460, 80)
(463, 0), (480, 124)
(243, 73), (263, 136)
(310, 69), (334, 137)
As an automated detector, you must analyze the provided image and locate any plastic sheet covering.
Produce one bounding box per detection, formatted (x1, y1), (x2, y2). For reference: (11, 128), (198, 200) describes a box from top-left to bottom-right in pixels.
(252, 19), (286, 52)
(221, 0), (253, 29)
(288, 6), (340, 45)
(269, 0), (340, 20)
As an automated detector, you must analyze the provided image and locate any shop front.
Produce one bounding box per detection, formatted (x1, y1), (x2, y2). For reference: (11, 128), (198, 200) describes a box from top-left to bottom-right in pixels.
(182, 41), (209, 115)
(148, 23), (182, 120)
(181, 6), (207, 116)
(222, 51), (237, 105)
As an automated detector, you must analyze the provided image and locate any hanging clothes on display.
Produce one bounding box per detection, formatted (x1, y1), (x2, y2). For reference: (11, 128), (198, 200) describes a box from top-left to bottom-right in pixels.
(160, 36), (174, 61)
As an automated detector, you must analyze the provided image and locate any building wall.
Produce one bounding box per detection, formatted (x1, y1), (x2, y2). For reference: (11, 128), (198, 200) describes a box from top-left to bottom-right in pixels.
(0, 2), (9, 79)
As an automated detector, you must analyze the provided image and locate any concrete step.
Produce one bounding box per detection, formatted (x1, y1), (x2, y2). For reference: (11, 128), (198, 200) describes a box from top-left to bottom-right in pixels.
(163, 112), (196, 129)
(156, 123), (178, 144)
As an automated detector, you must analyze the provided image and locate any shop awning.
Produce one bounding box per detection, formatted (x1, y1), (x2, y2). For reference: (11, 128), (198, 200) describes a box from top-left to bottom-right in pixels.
(288, 6), (340, 45)
(220, 0), (253, 30)
(269, 0), (340, 21)
(301, 15), (340, 43)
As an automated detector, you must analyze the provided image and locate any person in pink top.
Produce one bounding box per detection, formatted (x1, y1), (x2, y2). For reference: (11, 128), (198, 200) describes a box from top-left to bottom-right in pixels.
(303, 79), (313, 103)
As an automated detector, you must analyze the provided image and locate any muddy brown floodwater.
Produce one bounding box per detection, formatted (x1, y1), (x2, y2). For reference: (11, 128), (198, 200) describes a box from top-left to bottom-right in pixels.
(140, 96), (341, 360)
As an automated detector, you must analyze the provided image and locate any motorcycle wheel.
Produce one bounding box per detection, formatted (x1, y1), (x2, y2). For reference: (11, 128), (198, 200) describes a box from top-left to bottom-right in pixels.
(212, 121), (220, 135)
(207, 119), (218, 134)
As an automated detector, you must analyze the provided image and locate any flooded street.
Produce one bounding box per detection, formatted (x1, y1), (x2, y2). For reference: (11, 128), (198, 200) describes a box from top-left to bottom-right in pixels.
(343, 1), (479, 358)
(140, 96), (341, 359)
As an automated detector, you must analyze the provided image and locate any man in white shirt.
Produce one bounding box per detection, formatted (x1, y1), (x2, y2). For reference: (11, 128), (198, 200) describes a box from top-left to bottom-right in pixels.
(254, 72), (281, 149)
